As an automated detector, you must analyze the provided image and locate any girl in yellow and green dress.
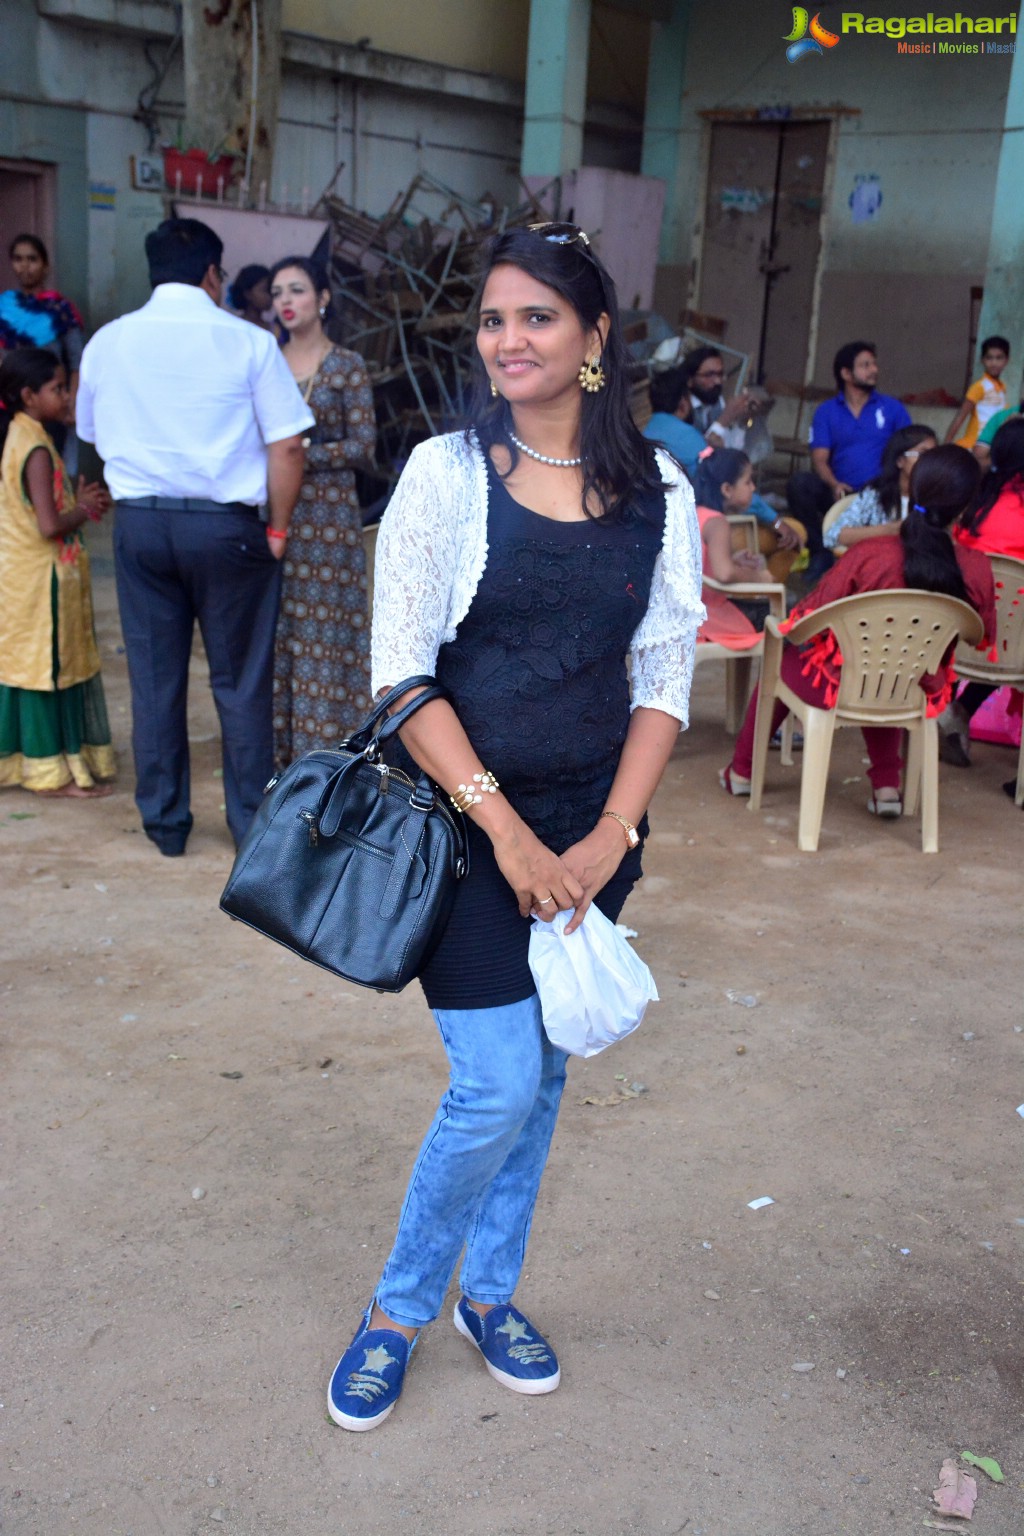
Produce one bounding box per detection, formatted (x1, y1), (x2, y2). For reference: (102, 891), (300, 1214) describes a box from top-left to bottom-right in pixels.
(0, 347), (115, 796)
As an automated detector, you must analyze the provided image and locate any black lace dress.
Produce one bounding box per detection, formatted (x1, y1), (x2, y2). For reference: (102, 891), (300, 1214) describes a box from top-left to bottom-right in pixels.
(411, 462), (666, 1010)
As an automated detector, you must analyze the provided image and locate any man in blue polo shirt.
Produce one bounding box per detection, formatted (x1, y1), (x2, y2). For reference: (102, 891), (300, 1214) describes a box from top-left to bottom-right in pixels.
(787, 340), (911, 579)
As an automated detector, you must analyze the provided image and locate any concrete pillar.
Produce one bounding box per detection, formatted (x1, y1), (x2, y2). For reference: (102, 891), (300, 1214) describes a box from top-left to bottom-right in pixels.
(181, 0), (282, 200)
(640, 0), (692, 264)
(520, 0), (591, 179)
(978, 35), (1024, 405)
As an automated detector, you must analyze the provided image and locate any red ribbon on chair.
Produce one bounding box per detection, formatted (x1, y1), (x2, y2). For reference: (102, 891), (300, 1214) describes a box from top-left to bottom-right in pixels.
(799, 631), (843, 709)
(925, 669), (954, 720)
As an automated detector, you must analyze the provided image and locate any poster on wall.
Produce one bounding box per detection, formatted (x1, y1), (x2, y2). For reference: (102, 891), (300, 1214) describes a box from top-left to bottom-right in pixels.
(849, 174), (882, 224)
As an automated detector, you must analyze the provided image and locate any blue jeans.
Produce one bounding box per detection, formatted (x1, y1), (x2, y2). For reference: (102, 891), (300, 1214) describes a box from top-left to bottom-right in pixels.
(375, 994), (568, 1329)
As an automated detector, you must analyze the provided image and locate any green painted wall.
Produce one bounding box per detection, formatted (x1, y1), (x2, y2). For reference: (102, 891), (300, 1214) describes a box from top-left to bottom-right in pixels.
(0, 97), (89, 319)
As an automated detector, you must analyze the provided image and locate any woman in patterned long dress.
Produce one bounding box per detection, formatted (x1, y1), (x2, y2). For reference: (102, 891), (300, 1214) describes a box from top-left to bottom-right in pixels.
(269, 257), (377, 766)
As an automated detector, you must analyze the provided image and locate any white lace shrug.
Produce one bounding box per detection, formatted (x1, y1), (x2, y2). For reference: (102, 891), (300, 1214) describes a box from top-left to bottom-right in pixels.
(370, 432), (705, 726)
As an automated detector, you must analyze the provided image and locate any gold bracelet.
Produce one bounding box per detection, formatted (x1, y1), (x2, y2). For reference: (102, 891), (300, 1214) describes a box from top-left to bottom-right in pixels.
(450, 784), (480, 812)
(449, 769), (500, 814)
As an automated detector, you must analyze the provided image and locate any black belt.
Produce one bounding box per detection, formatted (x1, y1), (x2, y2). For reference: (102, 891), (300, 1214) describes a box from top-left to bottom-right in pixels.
(117, 496), (258, 514)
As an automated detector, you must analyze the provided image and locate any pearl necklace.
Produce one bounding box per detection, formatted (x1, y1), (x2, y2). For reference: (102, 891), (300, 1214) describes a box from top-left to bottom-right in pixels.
(508, 430), (582, 468)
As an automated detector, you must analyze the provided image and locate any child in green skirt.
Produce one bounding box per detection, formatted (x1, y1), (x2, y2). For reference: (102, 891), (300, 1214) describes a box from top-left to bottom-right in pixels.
(0, 347), (115, 796)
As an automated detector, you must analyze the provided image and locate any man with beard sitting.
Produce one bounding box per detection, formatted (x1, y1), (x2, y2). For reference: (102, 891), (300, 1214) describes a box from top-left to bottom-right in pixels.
(787, 340), (910, 582)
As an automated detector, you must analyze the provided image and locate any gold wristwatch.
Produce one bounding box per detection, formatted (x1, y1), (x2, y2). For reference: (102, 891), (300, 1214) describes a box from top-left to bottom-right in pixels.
(601, 810), (640, 849)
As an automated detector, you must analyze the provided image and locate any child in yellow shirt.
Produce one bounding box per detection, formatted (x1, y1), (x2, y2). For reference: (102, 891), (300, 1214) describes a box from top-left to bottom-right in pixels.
(0, 347), (114, 795)
(946, 335), (1009, 449)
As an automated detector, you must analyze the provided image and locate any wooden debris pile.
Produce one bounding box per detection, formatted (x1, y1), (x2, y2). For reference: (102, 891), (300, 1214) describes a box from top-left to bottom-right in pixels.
(318, 172), (553, 483)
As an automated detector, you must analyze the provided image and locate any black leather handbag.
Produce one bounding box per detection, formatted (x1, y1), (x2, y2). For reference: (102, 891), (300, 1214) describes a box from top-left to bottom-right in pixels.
(220, 676), (468, 992)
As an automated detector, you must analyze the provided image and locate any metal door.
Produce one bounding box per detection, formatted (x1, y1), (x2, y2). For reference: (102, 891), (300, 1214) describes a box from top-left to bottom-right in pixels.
(699, 120), (829, 384)
(0, 160), (57, 269)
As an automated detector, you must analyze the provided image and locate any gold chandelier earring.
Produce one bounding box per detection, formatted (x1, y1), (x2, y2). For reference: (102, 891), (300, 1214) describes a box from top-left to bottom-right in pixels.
(578, 355), (606, 393)
(490, 378), (499, 398)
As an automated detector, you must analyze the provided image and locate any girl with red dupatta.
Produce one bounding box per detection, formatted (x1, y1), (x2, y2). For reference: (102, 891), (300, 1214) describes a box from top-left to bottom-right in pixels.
(719, 446), (995, 820)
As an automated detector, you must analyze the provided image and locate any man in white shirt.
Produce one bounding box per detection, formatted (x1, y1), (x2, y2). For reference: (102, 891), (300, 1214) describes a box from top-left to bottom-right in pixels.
(77, 218), (315, 855)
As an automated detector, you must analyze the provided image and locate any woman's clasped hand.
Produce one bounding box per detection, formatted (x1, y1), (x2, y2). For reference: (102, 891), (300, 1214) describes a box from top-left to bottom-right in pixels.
(491, 819), (585, 922)
(490, 816), (627, 931)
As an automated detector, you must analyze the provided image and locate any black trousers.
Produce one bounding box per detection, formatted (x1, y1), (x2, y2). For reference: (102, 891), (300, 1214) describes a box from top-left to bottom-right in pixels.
(113, 503), (282, 851)
(785, 471), (840, 554)
(959, 682), (997, 718)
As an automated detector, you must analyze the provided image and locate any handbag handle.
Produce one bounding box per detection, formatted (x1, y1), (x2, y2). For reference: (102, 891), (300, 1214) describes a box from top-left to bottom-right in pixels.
(367, 683), (451, 754)
(343, 675), (445, 754)
(318, 683), (451, 839)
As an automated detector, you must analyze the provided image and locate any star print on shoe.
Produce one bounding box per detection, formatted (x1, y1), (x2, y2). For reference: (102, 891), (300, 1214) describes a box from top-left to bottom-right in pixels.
(453, 1298), (560, 1395)
(328, 1318), (411, 1430)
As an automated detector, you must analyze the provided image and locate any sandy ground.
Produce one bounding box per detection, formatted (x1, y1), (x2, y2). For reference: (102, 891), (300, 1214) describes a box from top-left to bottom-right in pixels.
(3, 523), (1024, 1536)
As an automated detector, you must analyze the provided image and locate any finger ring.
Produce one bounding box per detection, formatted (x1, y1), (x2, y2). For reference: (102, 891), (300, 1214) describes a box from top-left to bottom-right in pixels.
(538, 896), (554, 905)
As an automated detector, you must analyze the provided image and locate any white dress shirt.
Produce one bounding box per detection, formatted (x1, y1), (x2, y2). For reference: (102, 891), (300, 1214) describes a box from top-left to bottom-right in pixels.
(76, 283), (315, 503)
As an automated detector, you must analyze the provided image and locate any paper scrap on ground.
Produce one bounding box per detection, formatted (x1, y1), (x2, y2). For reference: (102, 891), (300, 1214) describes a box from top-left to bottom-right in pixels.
(747, 1196), (775, 1210)
(580, 1086), (642, 1107)
(960, 1452), (1003, 1483)
(931, 1459), (976, 1520)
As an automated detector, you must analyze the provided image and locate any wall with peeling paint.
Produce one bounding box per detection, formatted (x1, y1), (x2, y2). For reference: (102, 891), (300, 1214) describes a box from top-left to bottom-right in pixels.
(664, 0), (1013, 395)
(0, 0), (1013, 399)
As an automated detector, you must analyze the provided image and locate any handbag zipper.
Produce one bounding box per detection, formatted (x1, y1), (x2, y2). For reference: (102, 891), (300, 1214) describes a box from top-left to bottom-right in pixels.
(373, 761), (413, 788)
(369, 762), (464, 856)
(304, 760), (464, 860)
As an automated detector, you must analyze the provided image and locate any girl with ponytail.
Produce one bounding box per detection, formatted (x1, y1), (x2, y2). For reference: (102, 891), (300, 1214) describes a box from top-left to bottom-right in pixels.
(0, 347), (115, 795)
(719, 444), (995, 819)
(938, 417), (1024, 767)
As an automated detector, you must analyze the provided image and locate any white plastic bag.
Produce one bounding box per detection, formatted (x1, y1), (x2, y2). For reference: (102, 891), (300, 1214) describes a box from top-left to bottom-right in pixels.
(528, 905), (659, 1058)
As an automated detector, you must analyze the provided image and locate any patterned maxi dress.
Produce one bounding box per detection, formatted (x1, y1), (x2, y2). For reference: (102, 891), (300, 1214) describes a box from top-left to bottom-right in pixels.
(272, 345), (377, 767)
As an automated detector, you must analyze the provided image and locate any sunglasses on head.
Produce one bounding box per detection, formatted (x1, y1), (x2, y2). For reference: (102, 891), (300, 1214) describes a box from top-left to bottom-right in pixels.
(529, 221), (592, 249)
(527, 221), (608, 308)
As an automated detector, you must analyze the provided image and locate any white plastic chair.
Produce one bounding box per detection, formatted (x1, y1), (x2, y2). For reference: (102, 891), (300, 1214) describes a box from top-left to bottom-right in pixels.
(820, 492), (857, 557)
(952, 552), (1024, 807)
(695, 575), (787, 734)
(748, 589), (984, 852)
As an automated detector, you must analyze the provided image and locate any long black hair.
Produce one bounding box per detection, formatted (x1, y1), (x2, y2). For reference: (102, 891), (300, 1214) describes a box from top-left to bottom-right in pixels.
(901, 445), (979, 601)
(692, 447), (750, 511)
(467, 225), (661, 523)
(0, 347), (61, 451)
(227, 263), (270, 312)
(962, 417), (1024, 538)
(869, 423), (936, 518)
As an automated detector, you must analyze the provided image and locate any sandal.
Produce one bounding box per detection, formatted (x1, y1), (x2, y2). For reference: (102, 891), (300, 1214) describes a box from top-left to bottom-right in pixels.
(719, 765), (751, 797)
(867, 793), (902, 819)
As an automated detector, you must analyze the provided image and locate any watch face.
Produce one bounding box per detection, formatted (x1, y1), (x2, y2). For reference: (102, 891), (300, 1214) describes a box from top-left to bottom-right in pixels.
(626, 826), (640, 848)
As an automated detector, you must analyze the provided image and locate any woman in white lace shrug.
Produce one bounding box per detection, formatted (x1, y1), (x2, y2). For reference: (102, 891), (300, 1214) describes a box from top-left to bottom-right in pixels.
(327, 223), (703, 1434)
(371, 431), (702, 717)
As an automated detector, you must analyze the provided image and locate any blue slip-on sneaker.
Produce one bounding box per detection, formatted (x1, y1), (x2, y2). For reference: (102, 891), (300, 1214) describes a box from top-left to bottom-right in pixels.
(328, 1314), (411, 1431)
(453, 1298), (560, 1395)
